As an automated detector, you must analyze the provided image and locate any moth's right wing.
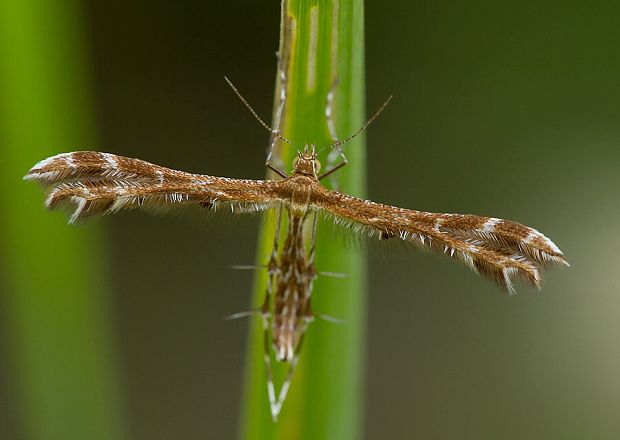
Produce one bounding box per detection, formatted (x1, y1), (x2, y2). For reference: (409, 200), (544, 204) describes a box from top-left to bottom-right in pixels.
(315, 188), (568, 293)
(25, 151), (282, 223)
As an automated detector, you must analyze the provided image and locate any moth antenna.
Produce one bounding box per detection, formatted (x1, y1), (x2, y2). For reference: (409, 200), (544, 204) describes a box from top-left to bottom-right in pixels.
(224, 76), (296, 148)
(318, 94), (393, 154)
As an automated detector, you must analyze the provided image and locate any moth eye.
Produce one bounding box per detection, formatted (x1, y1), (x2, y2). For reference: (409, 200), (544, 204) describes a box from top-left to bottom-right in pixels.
(314, 160), (321, 174)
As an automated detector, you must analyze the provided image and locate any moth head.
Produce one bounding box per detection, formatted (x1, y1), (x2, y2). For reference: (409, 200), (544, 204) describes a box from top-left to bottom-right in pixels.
(292, 144), (321, 177)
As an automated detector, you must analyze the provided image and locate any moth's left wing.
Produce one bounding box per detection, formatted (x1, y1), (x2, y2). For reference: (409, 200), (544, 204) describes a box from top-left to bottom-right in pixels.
(25, 151), (281, 223)
(315, 188), (568, 293)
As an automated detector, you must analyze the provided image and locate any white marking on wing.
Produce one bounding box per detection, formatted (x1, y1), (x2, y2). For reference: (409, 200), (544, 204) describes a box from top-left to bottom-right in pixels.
(481, 217), (501, 233)
(101, 153), (118, 170)
(31, 152), (71, 171)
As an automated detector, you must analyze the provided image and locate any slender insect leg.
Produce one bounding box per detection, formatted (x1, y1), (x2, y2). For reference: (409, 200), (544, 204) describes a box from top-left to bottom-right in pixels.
(306, 211), (345, 323)
(265, 54), (288, 177)
(320, 78), (349, 183)
(263, 322), (278, 420)
(307, 210), (319, 267)
(261, 206), (283, 316)
(304, 211), (319, 305)
(320, 95), (393, 181)
(325, 79), (345, 162)
(304, 211), (319, 320)
(268, 207), (283, 273)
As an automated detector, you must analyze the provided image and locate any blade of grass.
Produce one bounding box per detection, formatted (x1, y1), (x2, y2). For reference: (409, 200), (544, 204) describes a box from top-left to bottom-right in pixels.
(239, 0), (367, 438)
(0, 1), (127, 439)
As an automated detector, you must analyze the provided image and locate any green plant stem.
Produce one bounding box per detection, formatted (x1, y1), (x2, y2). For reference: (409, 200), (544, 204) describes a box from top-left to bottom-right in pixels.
(239, 0), (366, 438)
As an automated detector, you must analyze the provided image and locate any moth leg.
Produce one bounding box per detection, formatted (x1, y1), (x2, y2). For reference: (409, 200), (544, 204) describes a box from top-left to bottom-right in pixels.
(304, 211), (318, 323)
(319, 95), (393, 181)
(265, 53), (288, 178)
(319, 78), (348, 183)
(305, 211), (319, 304)
(261, 207), (283, 318)
(262, 318), (278, 420)
(227, 208), (282, 322)
(267, 206), (283, 277)
(307, 210), (319, 267)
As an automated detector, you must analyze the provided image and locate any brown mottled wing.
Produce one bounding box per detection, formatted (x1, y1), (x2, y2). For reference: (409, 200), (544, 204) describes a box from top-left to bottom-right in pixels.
(25, 152), (281, 223)
(315, 188), (568, 293)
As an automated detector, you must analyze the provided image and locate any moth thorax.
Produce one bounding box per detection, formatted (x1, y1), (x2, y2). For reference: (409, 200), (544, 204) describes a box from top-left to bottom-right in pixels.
(288, 176), (314, 216)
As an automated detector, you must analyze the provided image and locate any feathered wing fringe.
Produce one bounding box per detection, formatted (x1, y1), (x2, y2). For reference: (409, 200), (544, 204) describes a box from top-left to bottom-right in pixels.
(25, 151), (280, 223)
(317, 191), (568, 294)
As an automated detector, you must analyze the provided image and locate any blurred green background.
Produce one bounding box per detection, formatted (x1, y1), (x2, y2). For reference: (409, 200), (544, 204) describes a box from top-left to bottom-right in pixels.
(1, 1), (619, 439)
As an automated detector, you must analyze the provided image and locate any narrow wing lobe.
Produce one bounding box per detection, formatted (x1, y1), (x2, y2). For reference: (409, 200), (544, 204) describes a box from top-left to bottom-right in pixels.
(25, 151), (280, 223)
(317, 190), (568, 293)
(24, 151), (179, 184)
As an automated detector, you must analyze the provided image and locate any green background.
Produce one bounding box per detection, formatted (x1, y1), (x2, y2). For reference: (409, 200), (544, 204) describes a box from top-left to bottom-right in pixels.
(1, 1), (619, 439)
